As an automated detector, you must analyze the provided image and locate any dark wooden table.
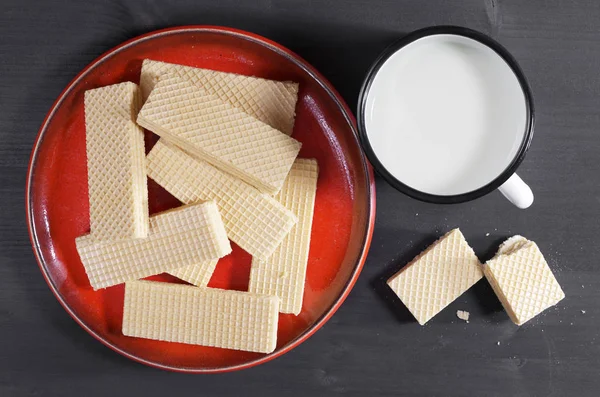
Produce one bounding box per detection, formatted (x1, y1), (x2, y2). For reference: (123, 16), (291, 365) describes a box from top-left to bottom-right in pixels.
(2, 1), (599, 395)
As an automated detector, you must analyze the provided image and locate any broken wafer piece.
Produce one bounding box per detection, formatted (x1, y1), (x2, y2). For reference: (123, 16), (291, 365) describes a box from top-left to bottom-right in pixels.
(387, 229), (483, 325)
(248, 159), (318, 315)
(167, 259), (219, 287)
(75, 201), (231, 290)
(146, 140), (297, 260)
(496, 235), (529, 256)
(84, 82), (148, 240)
(140, 59), (298, 135)
(484, 236), (565, 325)
(137, 74), (301, 194)
(122, 280), (280, 353)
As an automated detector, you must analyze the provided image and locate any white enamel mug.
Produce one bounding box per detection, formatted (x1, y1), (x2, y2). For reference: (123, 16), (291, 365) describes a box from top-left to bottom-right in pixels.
(358, 26), (534, 208)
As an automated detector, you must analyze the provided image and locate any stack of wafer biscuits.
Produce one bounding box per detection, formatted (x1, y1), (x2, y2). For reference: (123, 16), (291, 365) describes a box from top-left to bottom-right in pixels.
(137, 74), (301, 194)
(75, 60), (320, 354)
(139, 59), (298, 135)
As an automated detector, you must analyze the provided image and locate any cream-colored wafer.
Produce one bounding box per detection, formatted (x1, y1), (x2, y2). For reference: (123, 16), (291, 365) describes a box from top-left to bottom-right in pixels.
(248, 159), (318, 315)
(84, 82), (148, 240)
(76, 202), (231, 290)
(140, 59), (298, 135)
(137, 74), (301, 194)
(167, 259), (219, 287)
(387, 229), (483, 325)
(122, 280), (280, 353)
(484, 236), (565, 325)
(146, 140), (297, 259)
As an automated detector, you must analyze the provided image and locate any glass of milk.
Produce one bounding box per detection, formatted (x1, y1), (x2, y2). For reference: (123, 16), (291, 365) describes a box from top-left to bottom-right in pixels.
(358, 26), (534, 209)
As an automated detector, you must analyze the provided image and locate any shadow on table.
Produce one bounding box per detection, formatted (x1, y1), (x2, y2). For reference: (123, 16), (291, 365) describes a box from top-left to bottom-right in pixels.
(468, 235), (511, 319)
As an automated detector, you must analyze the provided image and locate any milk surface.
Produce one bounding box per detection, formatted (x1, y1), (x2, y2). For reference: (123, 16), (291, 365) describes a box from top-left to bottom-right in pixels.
(364, 35), (527, 195)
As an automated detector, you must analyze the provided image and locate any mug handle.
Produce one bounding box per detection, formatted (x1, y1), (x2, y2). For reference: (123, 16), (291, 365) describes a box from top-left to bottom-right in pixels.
(498, 173), (534, 209)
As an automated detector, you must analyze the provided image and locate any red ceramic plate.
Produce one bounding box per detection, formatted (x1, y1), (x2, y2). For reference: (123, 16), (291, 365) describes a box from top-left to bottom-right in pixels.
(26, 26), (375, 372)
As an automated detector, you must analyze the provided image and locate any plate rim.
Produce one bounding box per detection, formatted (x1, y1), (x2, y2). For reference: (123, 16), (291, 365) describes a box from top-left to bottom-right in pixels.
(25, 25), (376, 373)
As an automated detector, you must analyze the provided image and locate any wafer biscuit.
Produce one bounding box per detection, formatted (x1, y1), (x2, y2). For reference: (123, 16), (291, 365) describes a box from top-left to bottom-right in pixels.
(137, 74), (301, 194)
(146, 140), (297, 259)
(122, 280), (280, 353)
(76, 202), (231, 290)
(249, 159), (318, 314)
(167, 259), (219, 287)
(387, 229), (483, 325)
(84, 82), (148, 240)
(140, 59), (298, 135)
(484, 237), (565, 325)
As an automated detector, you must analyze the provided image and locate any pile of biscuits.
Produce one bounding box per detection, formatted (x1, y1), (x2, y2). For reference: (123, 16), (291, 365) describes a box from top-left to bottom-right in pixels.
(76, 60), (319, 354)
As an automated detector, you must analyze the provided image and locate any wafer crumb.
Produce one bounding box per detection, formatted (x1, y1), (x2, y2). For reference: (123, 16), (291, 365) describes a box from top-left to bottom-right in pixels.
(485, 233), (490, 237)
(456, 310), (470, 322)
(581, 310), (586, 314)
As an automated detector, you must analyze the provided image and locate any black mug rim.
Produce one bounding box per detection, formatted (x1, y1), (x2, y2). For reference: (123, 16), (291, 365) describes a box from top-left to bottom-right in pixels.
(357, 26), (535, 204)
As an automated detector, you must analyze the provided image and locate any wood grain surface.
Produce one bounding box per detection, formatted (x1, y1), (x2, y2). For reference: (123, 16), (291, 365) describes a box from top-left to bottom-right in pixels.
(2, 0), (599, 395)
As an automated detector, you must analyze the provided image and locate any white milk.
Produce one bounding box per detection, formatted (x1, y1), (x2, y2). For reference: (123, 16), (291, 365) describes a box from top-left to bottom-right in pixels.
(364, 35), (527, 196)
